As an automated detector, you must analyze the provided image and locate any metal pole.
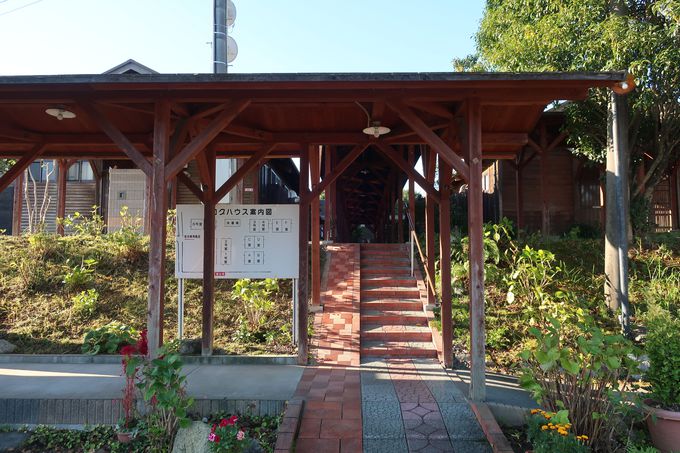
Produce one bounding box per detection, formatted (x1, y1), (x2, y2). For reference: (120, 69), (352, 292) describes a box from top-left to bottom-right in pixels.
(213, 0), (227, 74)
(177, 278), (184, 339)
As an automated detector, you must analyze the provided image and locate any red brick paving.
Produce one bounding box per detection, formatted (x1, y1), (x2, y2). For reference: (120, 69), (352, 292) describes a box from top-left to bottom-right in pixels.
(292, 244), (362, 453)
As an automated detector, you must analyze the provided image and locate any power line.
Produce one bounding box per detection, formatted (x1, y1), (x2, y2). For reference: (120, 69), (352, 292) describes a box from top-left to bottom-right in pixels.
(0, 0), (46, 18)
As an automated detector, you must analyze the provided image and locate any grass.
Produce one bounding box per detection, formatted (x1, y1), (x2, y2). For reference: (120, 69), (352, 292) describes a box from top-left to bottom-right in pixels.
(0, 233), (295, 355)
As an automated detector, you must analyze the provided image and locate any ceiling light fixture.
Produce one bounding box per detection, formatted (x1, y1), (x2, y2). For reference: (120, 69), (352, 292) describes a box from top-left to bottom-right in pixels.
(45, 107), (76, 121)
(356, 101), (390, 138)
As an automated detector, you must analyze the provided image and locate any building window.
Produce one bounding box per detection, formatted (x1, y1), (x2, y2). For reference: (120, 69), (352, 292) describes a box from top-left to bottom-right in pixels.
(66, 161), (95, 182)
(27, 160), (57, 182)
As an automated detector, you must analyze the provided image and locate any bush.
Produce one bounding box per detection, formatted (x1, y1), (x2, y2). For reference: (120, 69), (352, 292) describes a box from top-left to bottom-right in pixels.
(62, 258), (97, 292)
(526, 409), (590, 453)
(645, 312), (680, 409)
(230, 279), (279, 340)
(59, 206), (105, 236)
(72, 288), (99, 317)
(519, 318), (638, 451)
(82, 322), (138, 355)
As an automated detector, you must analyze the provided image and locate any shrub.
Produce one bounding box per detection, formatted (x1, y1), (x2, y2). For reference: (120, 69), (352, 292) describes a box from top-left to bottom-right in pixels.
(72, 288), (99, 317)
(519, 318), (638, 451)
(59, 206), (105, 236)
(526, 409), (590, 453)
(82, 322), (138, 355)
(645, 312), (680, 409)
(231, 278), (279, 338)
(63, 258), (97, 292)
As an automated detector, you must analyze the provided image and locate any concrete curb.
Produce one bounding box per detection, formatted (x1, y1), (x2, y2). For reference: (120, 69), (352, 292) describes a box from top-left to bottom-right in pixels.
(469, 401), (515, 453)
(0, 398), (287, 426)
(273, 399), (304, 453)
(0, 354), (297, 365)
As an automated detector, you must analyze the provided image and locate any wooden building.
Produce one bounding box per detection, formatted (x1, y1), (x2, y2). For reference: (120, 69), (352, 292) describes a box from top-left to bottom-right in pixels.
(0, 71), (629, 401)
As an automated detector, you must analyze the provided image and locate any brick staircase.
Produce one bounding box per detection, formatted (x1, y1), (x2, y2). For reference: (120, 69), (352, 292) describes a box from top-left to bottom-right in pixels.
(359, 243), (438, 358)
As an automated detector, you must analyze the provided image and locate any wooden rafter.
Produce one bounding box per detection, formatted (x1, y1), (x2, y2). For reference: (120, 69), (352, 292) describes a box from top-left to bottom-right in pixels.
(374, 141), (440, 204)
(0, 142), (46, 192)
(214, 143), (276, 201)
(308, 142), (370, 201)
(177, 171), (206, 202)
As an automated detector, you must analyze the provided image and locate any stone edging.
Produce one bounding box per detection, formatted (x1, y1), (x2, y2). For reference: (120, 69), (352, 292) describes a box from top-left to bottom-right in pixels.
(273, 399), (304, 453)
(0, 354), (297, 365)
(469, 401), (515, 453)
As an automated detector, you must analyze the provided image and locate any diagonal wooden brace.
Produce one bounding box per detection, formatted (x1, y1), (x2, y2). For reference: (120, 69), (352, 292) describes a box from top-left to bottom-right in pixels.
(0, 143), (46, 193)
(214, 143), (276, 201)
(308, 142), (369, 201)
(374, 141), (440, 204)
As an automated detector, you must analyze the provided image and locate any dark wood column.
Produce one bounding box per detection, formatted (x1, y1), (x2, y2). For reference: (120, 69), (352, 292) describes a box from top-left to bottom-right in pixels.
(202, 147), (217, 356)
(147, 100), (171, 356)
(397, 179), (404, 243)
(514, 151), (524, 231)
(466, 98), (486, 401)
(12, 171), (24, 236)
(539, 123), (550, 235)
(408, 146), (415, 223)
(324, 146), (332, 240)
(439, 157), (453, 368)
(297, 145), (310, 365)
(56, 160), (75, 236)
(424, 148), (436, 306)
(310, 145), (321, 306)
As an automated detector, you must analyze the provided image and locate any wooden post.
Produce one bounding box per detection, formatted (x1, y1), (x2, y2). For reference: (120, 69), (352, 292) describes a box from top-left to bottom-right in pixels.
(439, 157), (453, 368)
(12, 171), (24, 235)
(466, 98), (486, 401)
(324, 146), (332, 240)
(147, 100), (171, 356)
(539, 123), (550, 235)
(297, 145), (310, 365)
(425, 148), (436, 306)
(202, 147), (217, 356)
(56, 160), (69, 236)
(670, 167), (679, 230)
(515, 152), (524, 231)
(397, 179), (404, 243)
(330, 146), (338, 241)
(310, 145), (321, 306)
(408, 146), (415, 224)
(144, 173), (152, 234)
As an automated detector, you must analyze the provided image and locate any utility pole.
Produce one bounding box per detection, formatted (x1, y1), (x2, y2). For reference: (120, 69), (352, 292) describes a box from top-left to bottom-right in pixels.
(213, 0), (228, 74)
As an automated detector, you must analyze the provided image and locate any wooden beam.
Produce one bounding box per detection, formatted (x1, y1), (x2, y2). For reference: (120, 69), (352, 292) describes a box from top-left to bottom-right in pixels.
(56, 159), (75, 236)
(386, 100), (470, 181)
(214, 144), (276, 201)
(539, 123), (550, 234)
(147, 100), (171, 357)
(374, 141), (440, 204)
(297, 145), (310, 365)
(195, 151), (214, 189)
(202, 146), (217, 356)
(324, 146), (332, 240)
(397, 176), (404, 243)
(12, 171), (24, 235)
(79, 102), (152, 176)
(165, 99), (251, 181)
(466, 98), (486, 401)
(308, 143), (369, 201)
(439, 157), (453, 368)
(310, 145), (321, 306)
(0, 126), (43, 142)
(0, 143), (45, 193)
(405, 101), (455, 119)
(177, 171), (206, 202)
(424, 147), (437, 306)
(408, 146), (416, 223)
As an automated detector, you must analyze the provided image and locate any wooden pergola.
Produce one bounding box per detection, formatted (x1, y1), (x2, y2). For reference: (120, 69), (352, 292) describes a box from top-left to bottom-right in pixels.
(0, 72), (627, 401)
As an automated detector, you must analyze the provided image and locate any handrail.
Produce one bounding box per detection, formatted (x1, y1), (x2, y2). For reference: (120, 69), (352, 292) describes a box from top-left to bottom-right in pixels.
(403, 201), (437, 300)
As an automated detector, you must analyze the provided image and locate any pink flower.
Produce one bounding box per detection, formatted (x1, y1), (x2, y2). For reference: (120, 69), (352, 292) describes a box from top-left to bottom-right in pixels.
(208, 432), (216, 442)
(237, 430), (245, 441)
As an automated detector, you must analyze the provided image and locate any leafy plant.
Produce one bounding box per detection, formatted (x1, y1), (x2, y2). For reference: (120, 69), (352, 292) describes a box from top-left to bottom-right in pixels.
(108, 206), (147, 264)
(527, 409), (590, 453)
(519, 318), (639, 451)
(208, 415), (251, 453)
(82, 322), (138, 355)
(645, 312), (680, 410)
(231, 278), (280, 338)
(72, 288), (99, 317)
(59, 206), (105, 236)
(62, 258), (97, 292)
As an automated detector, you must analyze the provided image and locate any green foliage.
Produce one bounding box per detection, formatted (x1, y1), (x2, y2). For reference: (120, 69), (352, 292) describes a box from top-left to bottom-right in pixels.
(519, 318), (639, 451)
(59, 206), (105, 236)
(62, 258), (97, 292)
(72, 288), (99, 318)
(630, 196), (652, 237)
(125, 346), (194, 451)
(0, 159), (15, 175)
(22, 424), (151, 452)
(645, 312), (680, 408)
(107, 206), (147, 264)
(526, 409), (590, 453)
(82, 322), (138, 355)
(231, 278), (280, 340)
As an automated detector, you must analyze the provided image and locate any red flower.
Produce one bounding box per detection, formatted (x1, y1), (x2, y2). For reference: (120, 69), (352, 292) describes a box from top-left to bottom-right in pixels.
(136, 330), (148, 356)
(211, 424), (217, 433)
(120, 345), (137, 357)
(226, 415), (238, 426)
(219, 418), (228, 427)
(214, 435), (220, 443)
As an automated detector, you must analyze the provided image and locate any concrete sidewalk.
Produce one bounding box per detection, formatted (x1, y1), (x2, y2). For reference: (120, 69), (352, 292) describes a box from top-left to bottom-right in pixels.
(0, 362), (304, 400)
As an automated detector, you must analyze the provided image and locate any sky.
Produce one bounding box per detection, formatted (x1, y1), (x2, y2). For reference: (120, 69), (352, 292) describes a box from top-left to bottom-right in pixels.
(0, 0), (485, 75)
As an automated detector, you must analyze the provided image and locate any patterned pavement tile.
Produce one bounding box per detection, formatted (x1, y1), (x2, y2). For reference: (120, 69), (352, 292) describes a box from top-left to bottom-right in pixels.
(362, 400), (405, 439)
(363, 437), (409, 453)
(450, 440), (494, 453)
(438, 403), (486, 442)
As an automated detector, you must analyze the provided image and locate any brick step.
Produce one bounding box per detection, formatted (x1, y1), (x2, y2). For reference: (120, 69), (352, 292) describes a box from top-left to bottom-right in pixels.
(360, 258), (410, 267)
(360, 311), (429, 326)
(360, 250), (407, 258)
(361, 299), (423, 311)
(361, 341), (438, 358)
(360, 243), (406, 249)
(361, 324), (433, 342)
(360, 287), (421, 298)
(361, 277), (417, 288)
(360, 268), (412, 278)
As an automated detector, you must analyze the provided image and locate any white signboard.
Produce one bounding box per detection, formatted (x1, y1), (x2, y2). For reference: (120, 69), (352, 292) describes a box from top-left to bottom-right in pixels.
(175, 204), (299, 279)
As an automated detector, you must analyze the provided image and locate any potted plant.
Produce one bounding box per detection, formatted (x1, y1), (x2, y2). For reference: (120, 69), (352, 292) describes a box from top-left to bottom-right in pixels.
(643, 313), (680, 452)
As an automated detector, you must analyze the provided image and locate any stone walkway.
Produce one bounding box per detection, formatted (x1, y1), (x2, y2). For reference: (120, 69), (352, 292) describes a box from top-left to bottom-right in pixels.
(289, 244), (492, 453)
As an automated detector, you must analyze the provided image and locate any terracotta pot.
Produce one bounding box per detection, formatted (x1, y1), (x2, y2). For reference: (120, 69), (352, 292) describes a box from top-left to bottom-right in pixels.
(116, 431), (133, 443)
(644, 399), (680, 453)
